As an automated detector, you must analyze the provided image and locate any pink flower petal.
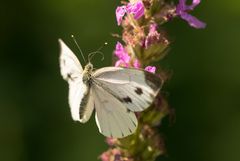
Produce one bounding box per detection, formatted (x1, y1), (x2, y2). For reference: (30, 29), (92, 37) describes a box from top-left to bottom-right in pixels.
(127, 0), (145, 19)
(115, 60), (129, 67)
(144, 23), (160, 48)
(133, 59), (141, 68)
(100, 152), (109, 161)
(188, 0), (201, 10)
(106, 137), (117, 146)
(114, 42), (125, 57)
(114, 42), (131, 64)
(115, 60), (123, 67)
(149, 23), (158, 33)
(180, 12), (206, 29)
(116, 6), (127, 25)
(176, 0), (206, 29)
(115, 1), (144, 25)
(145, 66), (156, 73)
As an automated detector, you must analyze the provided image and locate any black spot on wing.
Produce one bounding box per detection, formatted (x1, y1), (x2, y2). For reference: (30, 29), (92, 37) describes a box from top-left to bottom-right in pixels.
(67, 73), (72, 80)
(67, 72), (78, 81)
(122, 96), (132, 103)
(135, 87), (143, 95)
(128, 128), (132, 133)
(131, 119), (137, 127)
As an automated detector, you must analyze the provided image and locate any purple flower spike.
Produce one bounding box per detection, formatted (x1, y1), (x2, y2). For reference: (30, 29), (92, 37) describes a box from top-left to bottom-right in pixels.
(176, 0), (206, 29)
(116, 6), (127, 26)
(145, 66), (156, 73)
(127, 0), (145, 19)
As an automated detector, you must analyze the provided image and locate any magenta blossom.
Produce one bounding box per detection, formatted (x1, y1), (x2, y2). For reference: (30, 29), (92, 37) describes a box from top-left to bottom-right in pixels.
(115, 42), (130, 63)
(115, 59), (127, 67)
(100, 152), (109, 161)
(133, 59), (141, 68)
(114, 42), (130, 67)
(127, 0), (145, 19)
(144, 23), (160, 48)
(149, 23), (158, 33)
(133, 59), (157, 74)
(145, 66), (156, 73)
(116, 6), (127, 26)
(114, 43), (157, 73)
(116, 0), (145, 25)
(176, 0), (206, 29)
(100, 149), (122, 161)
(106, 137), (118, 146)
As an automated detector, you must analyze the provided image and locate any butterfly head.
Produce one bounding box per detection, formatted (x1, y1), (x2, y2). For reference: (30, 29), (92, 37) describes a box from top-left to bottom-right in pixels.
(84, 63), (93, 72)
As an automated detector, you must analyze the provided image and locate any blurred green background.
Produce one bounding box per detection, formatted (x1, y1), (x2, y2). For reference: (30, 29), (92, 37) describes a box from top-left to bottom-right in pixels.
(1, 0), (240, 161)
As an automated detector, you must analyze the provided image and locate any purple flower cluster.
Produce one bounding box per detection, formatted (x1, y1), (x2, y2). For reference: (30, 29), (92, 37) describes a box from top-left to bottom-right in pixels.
(114, 42), (156, 73)
(114, 1), (160, 74)
(116, 0), (145, 25)
(176, 0), (206, 29)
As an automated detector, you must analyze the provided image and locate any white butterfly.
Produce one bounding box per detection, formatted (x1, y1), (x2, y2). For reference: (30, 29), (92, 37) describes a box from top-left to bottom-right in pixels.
(59, 39), (162, 138)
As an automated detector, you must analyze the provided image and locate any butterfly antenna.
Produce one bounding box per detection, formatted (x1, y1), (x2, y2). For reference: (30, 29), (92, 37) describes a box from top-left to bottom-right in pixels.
(71, 35), (87, 64)
(88, 42), (108, 62)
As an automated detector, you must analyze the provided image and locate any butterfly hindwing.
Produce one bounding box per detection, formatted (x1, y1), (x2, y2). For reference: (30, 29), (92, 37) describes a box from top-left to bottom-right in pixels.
(92, 67), (162, 112)
(78, 86), (94, 123)
(93, 84), (138, 138)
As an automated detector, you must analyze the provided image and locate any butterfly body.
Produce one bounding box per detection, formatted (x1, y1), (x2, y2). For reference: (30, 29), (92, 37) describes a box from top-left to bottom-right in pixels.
(59, 39), (162, 138)
(82, 63), (93, 83)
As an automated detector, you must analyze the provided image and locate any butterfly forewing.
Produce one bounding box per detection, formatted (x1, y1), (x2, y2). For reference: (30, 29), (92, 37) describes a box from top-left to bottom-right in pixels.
(59, 39), (83, 81)
(92, 67), (162, 112)
(59, 39), (94, 122)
